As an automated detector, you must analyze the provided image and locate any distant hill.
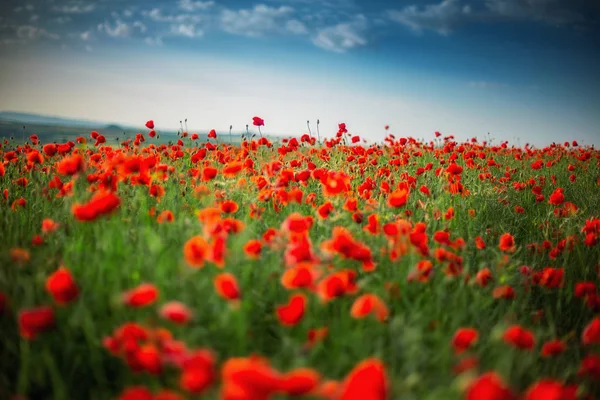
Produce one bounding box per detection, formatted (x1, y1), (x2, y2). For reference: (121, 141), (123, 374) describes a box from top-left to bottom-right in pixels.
(0, 111), (108, 128)
(0, 111), (287, 146)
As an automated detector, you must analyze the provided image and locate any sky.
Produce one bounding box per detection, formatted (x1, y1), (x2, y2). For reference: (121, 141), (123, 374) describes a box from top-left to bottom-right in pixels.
(0, 0), (599, 146)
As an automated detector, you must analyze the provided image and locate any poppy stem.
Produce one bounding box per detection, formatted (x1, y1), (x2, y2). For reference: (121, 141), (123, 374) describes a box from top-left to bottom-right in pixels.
(258, 125), (262, 138)
(316, 119), (321, 144)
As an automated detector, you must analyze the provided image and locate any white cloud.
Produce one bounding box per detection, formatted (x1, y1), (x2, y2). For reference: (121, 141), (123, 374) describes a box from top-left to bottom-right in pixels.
(53, 3), (96, 14)
(387, 0), (471, 35)
(123, 9), (133, 18)
(80, 30), (91, 40)
(143, 8), (204, 24)
(285, 19), (308, 34)
(30, 15), (39, 23)
(97, 19), (147, 38)
(98, 20), (130, 38)
(220, 4), (294, 37)
(179, 0), (215, 12)
(171, 24), (203, 38)
(312, 15), (368, 53)
(16, 25), (60, 41)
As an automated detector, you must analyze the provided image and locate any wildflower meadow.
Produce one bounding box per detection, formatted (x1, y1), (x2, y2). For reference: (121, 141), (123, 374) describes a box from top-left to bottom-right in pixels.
(1, 119), (600, 400)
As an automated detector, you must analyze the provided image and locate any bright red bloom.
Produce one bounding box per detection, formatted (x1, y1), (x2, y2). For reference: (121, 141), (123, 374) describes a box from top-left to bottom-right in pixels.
(180, 349), (216, 394)
(498, 233), (516, 252)
(276, 293), (306, 326)
(452, 328), (478, 354)
(159, 301), (192, 325)
(118, 386), (153, 400)
(72, 190), (121, 222)
(184, 236), (209, 268)
(42, 218), (60, 233)
(540, 339), (566, 357)
(281, 368), (320, 396)
(502, 325), (535, 350)
(252, 116), (265, 127)
(243, 239), (262, 259)
(56, 154), (85, 175)
(145, 120), (154, 129)
(46, 266), (79, 305)
(387, 188), (409, 208)
(466, 372), (517, 400)
(548, 188), (565, 206)
(350, 294), (389, 322)
(338, 358), (388, 400)
(582, 317), (600, 345)
(524, 379), (577, 400)
(214, 273), (241, 301)
(122, 283), (159, 307)
(18, 306), (55, 340)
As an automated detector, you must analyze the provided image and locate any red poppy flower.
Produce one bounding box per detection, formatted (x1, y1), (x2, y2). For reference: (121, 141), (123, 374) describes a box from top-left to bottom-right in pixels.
(582, 317), (600, 345)
(276, 293), (306, 326)
(214, 273), (241, 301)
(350, 294), (389, 322)
(184, 236), (209, 268)
(452, 327), (478, 354)
(180, 349), (216, 394)
(122, 283), (159, 307)
(159, 301), (192, 325)
(46, 266), (79, 305)
(498, 233), (516, 252)
(252, 117), (264, 127)
(540, 339), (566, 357)
(503, 325), (535, 350)
(18, 306), (55, 340)
(466, 372), (517, 400)
(145, 120), (154, 129)
(338, 358), (388, 400)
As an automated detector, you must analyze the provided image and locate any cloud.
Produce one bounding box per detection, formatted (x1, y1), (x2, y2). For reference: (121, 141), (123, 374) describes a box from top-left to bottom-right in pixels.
(171, 24), (204, 38)
(220, 4), (295, 37)
(179, 0), (215, 12)
(143, 8), (204, 24)
(97, 20), (146, 38)
(52, 16), (72, 24)
(53, 3), (96, 14)
(387, 0), (472, 35)
(80, 30), (91, 40)
(285, 19), (308, 34)
(16, 25), (60, 41)
(484, 0), (584, 25)
(388, 0), (585, 35)
(312, 15), (368, 53)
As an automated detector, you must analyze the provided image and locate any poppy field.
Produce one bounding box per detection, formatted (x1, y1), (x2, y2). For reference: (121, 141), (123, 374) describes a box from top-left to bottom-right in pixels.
(1, 120), (600, 400)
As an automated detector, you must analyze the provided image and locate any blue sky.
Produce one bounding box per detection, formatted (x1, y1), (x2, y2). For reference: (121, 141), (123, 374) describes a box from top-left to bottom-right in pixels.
(0, 0), (599, 146)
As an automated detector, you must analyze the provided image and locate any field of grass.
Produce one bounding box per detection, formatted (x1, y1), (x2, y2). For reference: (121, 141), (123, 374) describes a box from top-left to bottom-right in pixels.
(1, 122), (599, 400)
